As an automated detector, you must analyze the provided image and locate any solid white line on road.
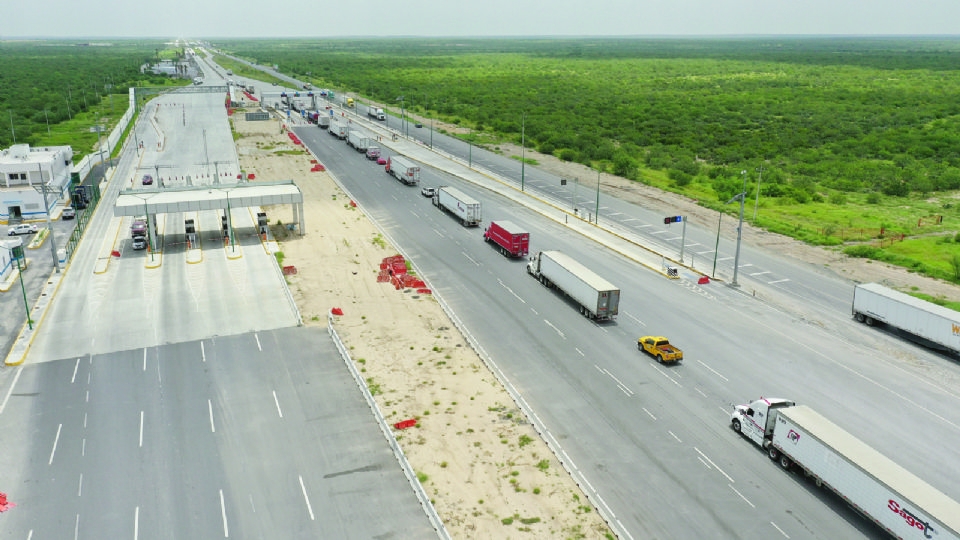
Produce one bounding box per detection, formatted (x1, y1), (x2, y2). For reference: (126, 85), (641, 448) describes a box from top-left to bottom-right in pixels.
(696, 249), (714, 255)
(622, 218), (641, 222)
(0, 365), (24, 415)
(651, 230), (667, 235)
(717, 256), (733, 261)
(87, 372), (90, 385)
(134, 506), (140, 540)
(697, 456), (710, 468)
(81, 438), (86, 457)
(544, 320), (565, 339)
(617, 520), (636, 540)
(608, 212), (624, 216)
(77, 473), (83, 497)
(74, 513), (79, 540)
(638, 223), (652, 228)
(575, 347), (585, 357)
(768, 278), (791, 284)
(729, 484), (755, 508)
(462, 252), (479, 266)
(595, 494), (615, 519)
(409, 210), (419, 218)
(666, 236), (682, 241)
(83, 413), (87, 429)
(219, 489), (229, 537)
(255, 334), (262, 352)
(27, 530), (33, 540)
(696, 388), (707, 398)
(695, 447), (734, 483)
(208, 400), (216, 433)
(770, 521), (790, 538)
(530, 308), (538, 315)
(72, 359), (80, 383)
(624, 312), (646, 326)
(85, 390), (89, 403)
(696, 359), (729, 382)
(273, 391), (283, 418)
(642, 407), (657, 421)
(668, 430), (682, 443)
(719, 406), (730, 416)
(602, 368), (633, 396)
(49, 423), (62, 465)
(749, 271), (771, 276)
(739, 263), (754, 268)
(686, 242), (702, 248)
(201, 342), (206, 363)
(139, 411), (144, 448)
(299, 475), (316, 520)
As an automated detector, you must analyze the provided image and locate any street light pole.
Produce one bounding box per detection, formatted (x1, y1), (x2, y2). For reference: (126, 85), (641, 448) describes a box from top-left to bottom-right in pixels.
(712, 212), (723, 278)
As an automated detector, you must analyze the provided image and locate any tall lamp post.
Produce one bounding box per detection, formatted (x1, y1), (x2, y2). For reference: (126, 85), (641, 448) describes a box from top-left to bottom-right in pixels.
(2, 243), (32, 330)
(395, 94), (406, 138)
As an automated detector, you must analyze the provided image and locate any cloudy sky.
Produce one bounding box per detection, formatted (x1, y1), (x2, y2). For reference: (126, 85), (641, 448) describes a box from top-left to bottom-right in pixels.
(3, 0), (958, 38)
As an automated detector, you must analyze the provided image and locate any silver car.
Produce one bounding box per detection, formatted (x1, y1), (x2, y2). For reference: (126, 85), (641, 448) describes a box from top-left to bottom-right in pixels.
(7, 223), (37, 236)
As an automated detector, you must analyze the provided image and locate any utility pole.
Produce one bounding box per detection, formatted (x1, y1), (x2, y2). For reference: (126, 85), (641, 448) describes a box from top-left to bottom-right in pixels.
(753, 164), (765, 220)
(732, 170), (748, 287)
(520, 112), (526, 191)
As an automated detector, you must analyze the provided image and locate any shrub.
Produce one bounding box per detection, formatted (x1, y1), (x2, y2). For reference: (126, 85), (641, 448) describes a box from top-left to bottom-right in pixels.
(844, 245), (882, 258)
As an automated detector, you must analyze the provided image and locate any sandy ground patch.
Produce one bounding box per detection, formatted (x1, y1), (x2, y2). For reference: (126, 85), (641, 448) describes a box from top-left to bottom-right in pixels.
(233, 111), (611, 539)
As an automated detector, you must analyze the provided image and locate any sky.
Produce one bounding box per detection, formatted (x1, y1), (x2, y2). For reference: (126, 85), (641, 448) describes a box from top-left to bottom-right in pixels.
(2, 0), (959, 38)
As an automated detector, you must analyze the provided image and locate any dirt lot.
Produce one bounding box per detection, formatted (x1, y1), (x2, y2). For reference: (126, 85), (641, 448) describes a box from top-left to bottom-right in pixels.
(234, 112), (611, 539)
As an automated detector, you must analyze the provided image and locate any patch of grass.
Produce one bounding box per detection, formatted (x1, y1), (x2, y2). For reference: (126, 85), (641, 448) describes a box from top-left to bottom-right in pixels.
(536, 459), (550, 472)
(416, 471), (429, 483)
(518, 434), (533, 448)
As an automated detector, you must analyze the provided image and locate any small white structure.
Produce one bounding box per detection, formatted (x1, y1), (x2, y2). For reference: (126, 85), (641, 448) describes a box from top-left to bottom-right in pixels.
(0, 143), (73, 224)
(0, 237), (24, 282)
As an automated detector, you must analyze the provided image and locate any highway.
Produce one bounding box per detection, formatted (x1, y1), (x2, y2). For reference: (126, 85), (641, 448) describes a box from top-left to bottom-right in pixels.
(295, 114), (960, 539)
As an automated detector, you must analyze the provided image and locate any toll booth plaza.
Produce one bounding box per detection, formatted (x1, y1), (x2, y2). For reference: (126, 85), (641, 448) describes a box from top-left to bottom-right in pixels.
(114, 180), (304, 252)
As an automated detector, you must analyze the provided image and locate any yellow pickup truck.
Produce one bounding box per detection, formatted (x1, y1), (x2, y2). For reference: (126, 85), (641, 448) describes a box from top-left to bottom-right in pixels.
(638, 336), (683, 364)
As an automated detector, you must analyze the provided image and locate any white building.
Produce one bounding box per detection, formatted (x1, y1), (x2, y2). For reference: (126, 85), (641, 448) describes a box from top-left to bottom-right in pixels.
(0, 143), (74, 224)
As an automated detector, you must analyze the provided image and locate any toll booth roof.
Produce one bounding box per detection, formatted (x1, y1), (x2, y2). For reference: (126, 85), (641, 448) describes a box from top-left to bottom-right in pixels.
(114, 181), (302, 217)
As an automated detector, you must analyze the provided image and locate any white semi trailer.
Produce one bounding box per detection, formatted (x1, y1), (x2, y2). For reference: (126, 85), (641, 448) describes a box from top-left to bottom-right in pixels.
(385, 156), (420, 186)
(732, 398), (960, 540)
(432, 186), (481, 226)
(347, 131), (371, 152)
(852, 282), (960, 354)
(526, 250), (620, 320)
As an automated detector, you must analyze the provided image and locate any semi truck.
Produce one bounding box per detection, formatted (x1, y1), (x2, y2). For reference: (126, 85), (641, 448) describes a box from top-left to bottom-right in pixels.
(328, 119), (348, 139)
(347, 131), (371, 152)
(385, 156), (420, 186)
(527, 250), (620, 320)
(366, 146), (381, 160)
(731, 398), (960, 540)
(368, 106), (386, 120)
(432, 186), (481, 226)
(483, 220), (529, 257)
(852, 282), (960, 355)
(317, 115), (330, 129)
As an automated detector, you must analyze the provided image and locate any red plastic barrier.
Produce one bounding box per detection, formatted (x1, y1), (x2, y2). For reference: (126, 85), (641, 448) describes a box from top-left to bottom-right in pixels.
(0, 491), (14, 512)
(330, 307), (344, 316)
(698, 276), (710, 285)
(247, 173), (255, 180)
(416, 289), (432, 294)
(350, 201), (357, 207)
(282, 266), (297, 275)
(393, 419), (417, 430)
(112, 250), (121, 257)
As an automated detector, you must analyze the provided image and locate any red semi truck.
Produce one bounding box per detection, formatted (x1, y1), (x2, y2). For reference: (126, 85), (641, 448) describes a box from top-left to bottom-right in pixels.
(483, 220), (529, 257)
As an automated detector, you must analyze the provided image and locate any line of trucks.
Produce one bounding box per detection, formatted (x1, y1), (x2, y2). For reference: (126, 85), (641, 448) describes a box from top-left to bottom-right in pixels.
(732, 397), (960, 540)
(327, 122), (381, 160)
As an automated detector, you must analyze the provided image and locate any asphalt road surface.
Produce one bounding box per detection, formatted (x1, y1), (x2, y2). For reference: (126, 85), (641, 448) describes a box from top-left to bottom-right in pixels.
(296, 118), (960, 539)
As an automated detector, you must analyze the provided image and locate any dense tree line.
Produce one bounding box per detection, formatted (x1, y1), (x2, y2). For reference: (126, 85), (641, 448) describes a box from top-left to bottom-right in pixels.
(217, 37), (960, 203)
(0, 41), (169, 149)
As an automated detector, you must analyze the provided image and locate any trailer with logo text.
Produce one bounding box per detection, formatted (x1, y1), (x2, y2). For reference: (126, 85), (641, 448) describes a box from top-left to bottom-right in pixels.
(732, 398), (960, 540)
(852, 282), (960, 355)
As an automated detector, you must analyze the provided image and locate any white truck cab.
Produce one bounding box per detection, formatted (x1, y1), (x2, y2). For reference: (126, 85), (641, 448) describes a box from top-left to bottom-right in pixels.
(731, 397), (795, 455)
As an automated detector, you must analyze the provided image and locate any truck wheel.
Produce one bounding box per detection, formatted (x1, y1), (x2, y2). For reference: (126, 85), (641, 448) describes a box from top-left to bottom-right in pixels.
(854, 313), (865, 323)
(637, 342), (642, 351)
(865, 316), (874, 326)
(779, 455), (792, 470)
(767, 446), (780, 461)
(732, 419), (742, 434)
(657, 355), (664, 364)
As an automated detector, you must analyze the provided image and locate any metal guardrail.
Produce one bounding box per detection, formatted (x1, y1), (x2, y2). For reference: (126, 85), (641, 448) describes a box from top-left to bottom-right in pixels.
(326, 313), (450, 540)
